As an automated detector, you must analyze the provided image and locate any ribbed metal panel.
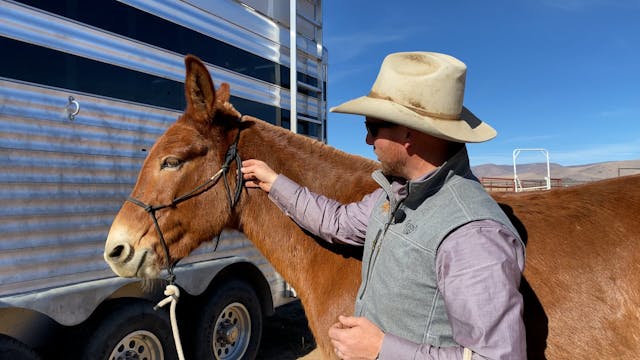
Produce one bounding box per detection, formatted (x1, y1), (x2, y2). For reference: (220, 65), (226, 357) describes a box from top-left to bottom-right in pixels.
(0, 79), (177, 296)
(0, 79), (281, 301)
(0, 0), (305, 316)
(0, 0), (322, 118)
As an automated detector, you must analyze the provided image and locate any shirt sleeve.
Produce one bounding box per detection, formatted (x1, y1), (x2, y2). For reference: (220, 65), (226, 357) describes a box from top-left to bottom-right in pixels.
(378, 220), (526, 360)
(268, 174), (382, 246)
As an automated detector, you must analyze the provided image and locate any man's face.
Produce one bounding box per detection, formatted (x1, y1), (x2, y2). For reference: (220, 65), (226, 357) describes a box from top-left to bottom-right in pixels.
(365, 118), (408, 178)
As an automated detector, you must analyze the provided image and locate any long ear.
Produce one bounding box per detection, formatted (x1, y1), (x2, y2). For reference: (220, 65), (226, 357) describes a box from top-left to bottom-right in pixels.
(214, 82), (241, 119)
(184, 55), (216, 120)
(216, 83), (231, 104)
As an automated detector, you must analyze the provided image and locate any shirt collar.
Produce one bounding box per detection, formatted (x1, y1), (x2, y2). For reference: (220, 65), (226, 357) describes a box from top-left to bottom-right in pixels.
(373, 146), (476, 208)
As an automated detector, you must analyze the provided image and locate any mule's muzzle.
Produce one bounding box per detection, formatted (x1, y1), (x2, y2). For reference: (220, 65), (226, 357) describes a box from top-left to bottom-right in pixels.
(104, 239), (154, 278)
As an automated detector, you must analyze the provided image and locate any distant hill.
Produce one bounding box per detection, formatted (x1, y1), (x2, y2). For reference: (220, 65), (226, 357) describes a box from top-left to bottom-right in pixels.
(472, 159), (640, 183)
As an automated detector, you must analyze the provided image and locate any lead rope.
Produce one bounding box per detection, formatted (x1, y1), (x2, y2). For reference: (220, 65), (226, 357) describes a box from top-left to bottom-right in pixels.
(154, 284), (185, 360)
(149, 165), (225, 360)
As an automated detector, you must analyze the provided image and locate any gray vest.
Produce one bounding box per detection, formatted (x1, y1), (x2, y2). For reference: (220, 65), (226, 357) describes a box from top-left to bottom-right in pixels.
(354, 148), (522, 347)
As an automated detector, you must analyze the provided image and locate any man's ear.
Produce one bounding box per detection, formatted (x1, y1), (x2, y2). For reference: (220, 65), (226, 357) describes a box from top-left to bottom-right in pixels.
(403, 128), (413, 150)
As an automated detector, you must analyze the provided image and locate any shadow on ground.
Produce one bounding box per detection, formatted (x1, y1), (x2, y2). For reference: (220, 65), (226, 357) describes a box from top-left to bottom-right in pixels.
(256, 300), (317, 359)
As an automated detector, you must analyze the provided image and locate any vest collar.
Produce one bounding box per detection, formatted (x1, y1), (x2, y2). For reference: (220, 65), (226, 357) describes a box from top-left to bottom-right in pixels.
(372, 146), (477, 210)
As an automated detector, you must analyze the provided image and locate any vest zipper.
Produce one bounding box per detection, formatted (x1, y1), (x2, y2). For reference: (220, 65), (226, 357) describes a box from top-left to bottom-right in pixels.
(359, 201), (403, 300)
(360, 228), (382, 300)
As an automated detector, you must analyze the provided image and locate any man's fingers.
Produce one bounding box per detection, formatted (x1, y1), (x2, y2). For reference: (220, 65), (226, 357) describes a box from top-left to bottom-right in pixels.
(329, 322), (348, 343)
(337, 315), (360, 328)
(244, 180), (260, 188)
(242, 172), (256, 180)
(241, 159), (259, 167)
(328, 323), (342, 338)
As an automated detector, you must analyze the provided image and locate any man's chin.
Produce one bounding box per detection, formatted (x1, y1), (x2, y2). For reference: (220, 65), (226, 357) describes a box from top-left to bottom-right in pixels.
(380, 165), (402, 178)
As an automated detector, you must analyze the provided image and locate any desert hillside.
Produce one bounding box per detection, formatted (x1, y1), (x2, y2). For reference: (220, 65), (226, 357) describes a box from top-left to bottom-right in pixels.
(472, 159), (640, 185)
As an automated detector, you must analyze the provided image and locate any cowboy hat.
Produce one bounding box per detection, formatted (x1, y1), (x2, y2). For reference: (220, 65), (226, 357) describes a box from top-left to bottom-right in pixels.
(330, 52), (496, 143)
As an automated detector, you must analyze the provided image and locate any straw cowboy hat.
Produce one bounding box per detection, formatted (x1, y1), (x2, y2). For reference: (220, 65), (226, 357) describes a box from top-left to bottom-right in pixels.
(330, 51), (496, 143)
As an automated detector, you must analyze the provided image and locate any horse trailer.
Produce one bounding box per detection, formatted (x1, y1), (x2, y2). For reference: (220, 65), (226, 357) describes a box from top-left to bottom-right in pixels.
(0, 0), (326, 358)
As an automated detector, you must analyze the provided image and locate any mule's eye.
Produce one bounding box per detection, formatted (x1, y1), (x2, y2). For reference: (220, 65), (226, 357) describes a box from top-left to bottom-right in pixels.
(161, 156), (183, 170)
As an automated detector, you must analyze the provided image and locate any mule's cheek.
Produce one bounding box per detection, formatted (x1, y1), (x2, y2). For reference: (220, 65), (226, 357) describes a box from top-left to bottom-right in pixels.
(138, 232), (160, 250)
(169, 237), (197, 261)
(159, 220), (194, 260)
(139, 256), (161, 279)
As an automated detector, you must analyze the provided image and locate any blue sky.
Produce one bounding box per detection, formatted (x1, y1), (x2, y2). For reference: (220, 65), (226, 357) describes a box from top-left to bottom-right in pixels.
(321, 0), (640, 166)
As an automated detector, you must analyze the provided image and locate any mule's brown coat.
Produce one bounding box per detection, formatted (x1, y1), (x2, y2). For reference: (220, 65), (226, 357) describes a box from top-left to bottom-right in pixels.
(111, 56), (640, 359)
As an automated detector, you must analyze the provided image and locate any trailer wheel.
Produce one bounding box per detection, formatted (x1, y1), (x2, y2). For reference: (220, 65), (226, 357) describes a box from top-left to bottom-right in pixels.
(81, 300), (177, 360)
(0, 335), (41, 360)
(194, 280), (263, 360)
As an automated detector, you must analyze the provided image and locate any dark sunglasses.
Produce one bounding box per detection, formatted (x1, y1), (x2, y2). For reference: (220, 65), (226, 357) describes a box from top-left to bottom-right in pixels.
(365, 121), (397, 137)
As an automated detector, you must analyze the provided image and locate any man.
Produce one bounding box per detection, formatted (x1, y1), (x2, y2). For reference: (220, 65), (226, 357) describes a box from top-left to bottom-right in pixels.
(242, 52), (526, 359)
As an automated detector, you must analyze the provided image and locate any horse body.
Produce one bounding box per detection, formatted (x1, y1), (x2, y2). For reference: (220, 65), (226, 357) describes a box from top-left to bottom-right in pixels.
(495, 180), (640, 358)
(105, 55), (640, 359)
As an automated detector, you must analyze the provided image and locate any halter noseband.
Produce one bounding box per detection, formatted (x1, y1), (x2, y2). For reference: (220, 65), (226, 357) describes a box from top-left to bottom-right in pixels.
(126, 127), (243, 284)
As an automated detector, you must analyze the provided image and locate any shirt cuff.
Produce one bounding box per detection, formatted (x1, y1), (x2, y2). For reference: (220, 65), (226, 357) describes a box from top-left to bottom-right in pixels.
(268, 174), (299, 214)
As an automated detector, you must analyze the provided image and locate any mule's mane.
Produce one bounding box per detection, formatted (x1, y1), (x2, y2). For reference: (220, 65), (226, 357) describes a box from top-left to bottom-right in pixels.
(240, 115), (380, 202)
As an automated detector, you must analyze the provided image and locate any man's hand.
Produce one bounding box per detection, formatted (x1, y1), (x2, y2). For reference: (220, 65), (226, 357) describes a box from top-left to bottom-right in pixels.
(329, 315), (384, 360)
(241, 159), (278, 192)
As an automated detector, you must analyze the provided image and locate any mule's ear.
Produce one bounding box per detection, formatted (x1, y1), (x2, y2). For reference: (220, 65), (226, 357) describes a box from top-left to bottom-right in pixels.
(216, 83), (231, 104)
(213, 82), (242, 121)
(184, 55), (216, 119)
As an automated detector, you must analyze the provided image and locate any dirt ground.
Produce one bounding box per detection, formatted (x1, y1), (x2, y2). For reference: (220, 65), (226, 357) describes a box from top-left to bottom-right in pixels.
(256, 300), (322, 359)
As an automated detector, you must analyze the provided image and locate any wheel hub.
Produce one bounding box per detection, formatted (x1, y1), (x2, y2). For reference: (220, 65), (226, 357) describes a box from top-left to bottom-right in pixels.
(218, 320), (239, 344)
(109, 330), (163, 360)
(212, 302), (251, 359)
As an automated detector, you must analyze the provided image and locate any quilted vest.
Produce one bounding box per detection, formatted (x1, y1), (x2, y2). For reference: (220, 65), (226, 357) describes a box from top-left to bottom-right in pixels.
(354, 148), (522, 347)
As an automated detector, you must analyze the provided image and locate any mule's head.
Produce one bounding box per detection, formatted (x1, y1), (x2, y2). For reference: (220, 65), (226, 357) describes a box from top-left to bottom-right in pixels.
(104, 55), (243, 278)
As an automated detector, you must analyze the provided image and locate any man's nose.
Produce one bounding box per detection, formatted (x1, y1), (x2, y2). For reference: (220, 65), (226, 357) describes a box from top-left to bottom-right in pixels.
(365, 131), (374, 145)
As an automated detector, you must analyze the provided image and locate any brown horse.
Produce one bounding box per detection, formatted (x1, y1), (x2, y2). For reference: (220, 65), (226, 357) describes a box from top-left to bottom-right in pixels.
(104, 55), (640, 359)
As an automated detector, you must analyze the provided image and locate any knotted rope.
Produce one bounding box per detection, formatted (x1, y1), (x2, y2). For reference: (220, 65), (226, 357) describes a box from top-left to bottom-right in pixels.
(154, 284), (185, 360)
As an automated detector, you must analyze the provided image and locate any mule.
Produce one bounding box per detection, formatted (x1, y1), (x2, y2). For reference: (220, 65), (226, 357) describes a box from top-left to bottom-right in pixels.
(104, 55), (640, 359)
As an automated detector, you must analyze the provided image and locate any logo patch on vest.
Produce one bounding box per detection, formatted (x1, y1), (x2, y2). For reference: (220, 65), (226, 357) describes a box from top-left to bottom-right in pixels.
(381, 201), (390, 213)
(403, 222), (417, 234)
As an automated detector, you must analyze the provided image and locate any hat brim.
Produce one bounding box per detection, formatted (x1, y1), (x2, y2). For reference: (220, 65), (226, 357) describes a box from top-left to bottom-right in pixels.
(330, 96), (496, 143)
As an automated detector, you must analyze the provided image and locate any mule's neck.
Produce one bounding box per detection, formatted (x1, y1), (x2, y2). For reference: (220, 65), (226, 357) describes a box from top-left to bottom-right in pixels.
(234, 118), (375, 291)
(230, 119), (375, 358)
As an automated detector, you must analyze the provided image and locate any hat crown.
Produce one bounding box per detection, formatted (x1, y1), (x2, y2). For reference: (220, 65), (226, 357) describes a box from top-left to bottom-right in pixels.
(370, 52), (466, 119)
(330, 51), (496, 143)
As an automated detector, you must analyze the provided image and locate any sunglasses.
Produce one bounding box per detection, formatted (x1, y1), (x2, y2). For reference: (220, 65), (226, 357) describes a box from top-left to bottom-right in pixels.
(364, 121), (397, 137)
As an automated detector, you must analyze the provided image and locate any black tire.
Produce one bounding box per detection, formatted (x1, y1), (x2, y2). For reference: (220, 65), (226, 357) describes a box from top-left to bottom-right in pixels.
(81, 300), (177, 360)
(0, 335), (41, 360)
(193, 280), (263, 360)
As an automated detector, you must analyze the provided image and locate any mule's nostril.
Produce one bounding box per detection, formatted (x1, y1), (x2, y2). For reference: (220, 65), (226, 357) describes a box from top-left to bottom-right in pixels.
(109, 245), (124, 259)
(107, 243), (133, 264)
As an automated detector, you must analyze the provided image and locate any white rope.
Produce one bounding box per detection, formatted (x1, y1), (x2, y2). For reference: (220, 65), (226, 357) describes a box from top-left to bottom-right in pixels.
(463, 347), (473, 360)
(155, 284), (186, 360)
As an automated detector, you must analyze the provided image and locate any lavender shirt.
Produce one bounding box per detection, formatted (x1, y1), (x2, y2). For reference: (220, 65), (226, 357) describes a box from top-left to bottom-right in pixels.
(269, 175), (526, 360)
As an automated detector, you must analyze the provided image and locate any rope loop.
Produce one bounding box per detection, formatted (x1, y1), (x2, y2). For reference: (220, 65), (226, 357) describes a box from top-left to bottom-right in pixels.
(155, 284), (185, 360)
